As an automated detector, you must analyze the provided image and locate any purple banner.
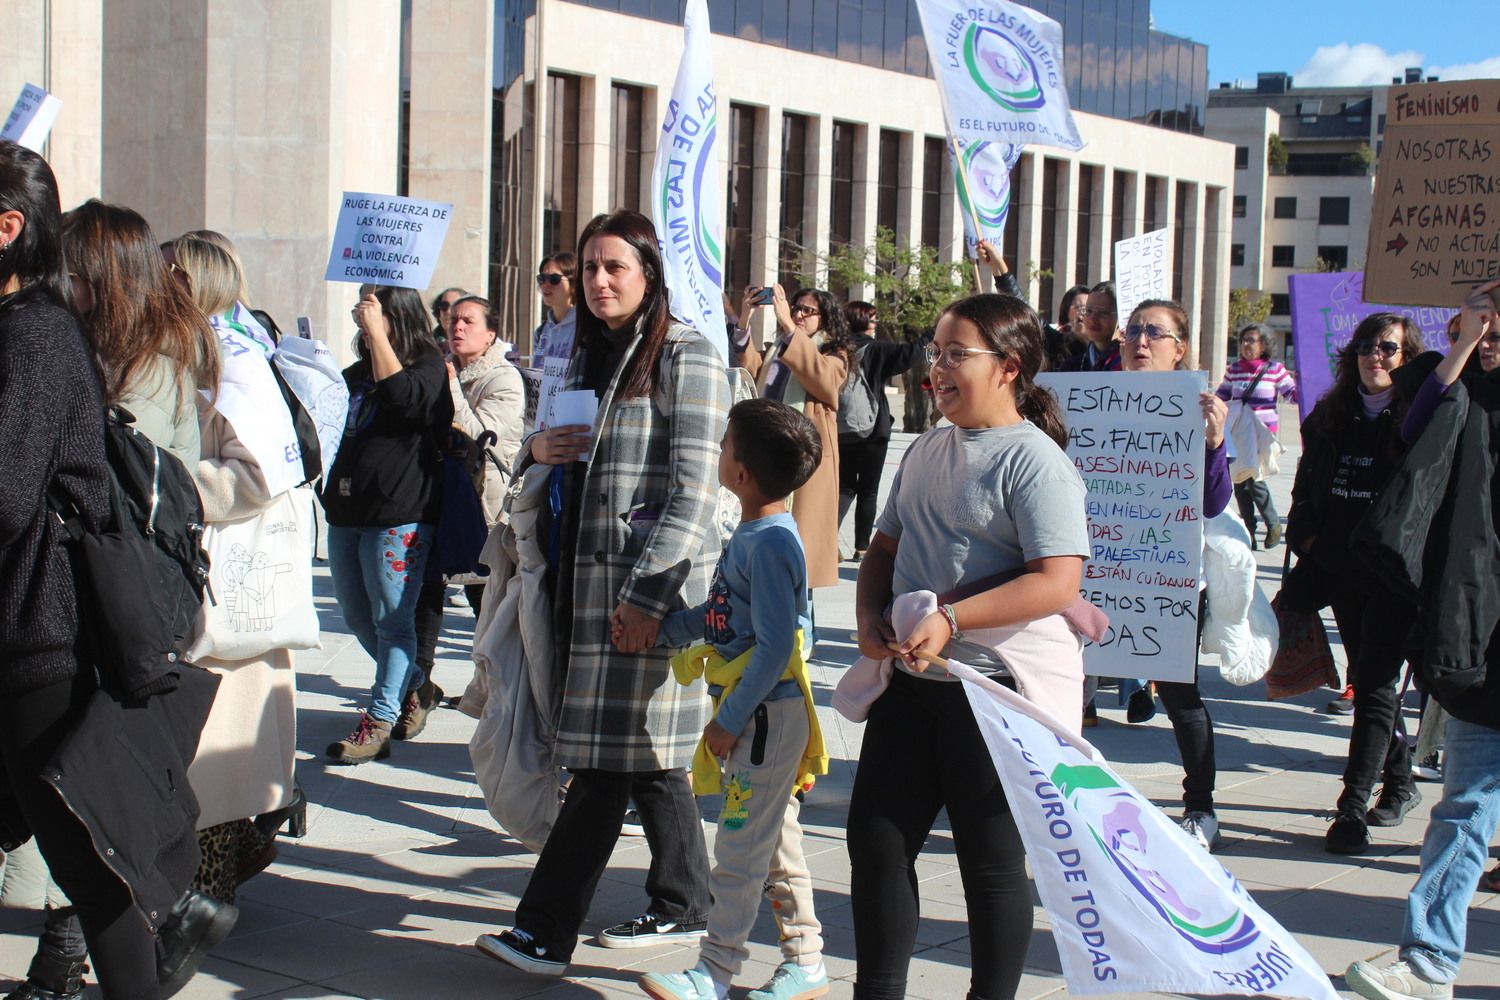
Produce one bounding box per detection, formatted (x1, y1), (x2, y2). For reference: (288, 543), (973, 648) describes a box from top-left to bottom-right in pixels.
(1287, 271), (1456, 421)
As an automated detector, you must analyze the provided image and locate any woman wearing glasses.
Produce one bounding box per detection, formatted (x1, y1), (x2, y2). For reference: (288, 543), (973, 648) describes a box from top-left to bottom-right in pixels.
(740, 284), (851, 591)
(1118, 300), (1233, 851)
(532, 251), (576, 368)
(1285, 313), (1427, 856)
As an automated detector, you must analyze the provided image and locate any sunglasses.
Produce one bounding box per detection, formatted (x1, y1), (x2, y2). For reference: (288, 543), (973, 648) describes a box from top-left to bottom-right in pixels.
(537, 273), (565, 287)
(1123, 323), (1180, 343)
(791, 304), (821, 319)
(1354, 340), (1402, 359)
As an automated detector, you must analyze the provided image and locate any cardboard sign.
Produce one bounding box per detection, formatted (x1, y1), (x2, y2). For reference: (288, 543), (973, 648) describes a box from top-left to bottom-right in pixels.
(1288, 271), (1455, 419)
(1114, 228), (1170, 328)
(324, 192), (453, 291)
(1038, 371), (1207, 682)
(1, 84), (62, 152)
(1365, 79), (1500, 306)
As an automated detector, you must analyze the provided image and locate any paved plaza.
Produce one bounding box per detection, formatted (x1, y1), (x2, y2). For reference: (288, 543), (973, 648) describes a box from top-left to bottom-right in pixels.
(3, 426), (1497, 999)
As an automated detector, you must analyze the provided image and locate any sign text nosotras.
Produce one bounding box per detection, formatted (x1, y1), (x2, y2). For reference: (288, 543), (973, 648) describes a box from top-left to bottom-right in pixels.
(1365, 79), (1500, 307)
(1038, 372), (1207, 682)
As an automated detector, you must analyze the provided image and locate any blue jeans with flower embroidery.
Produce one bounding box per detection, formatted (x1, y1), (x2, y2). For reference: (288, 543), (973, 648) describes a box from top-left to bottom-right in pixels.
(327, 523), (434, 723)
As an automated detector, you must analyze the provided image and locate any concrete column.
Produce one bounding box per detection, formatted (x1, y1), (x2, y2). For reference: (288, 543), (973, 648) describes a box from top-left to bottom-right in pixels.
(1016, 152), (1044, 301)
(640, 84), (662, 212)
(896, 130), (919, 255)
(407, 0), (495, 297)
(1178, 181), (1207, 365)
(806, 113), (832, 285)
(1090, 163), (1112, 287)
(751, 105), (781, 347)
(1056, 157), (1079, 296)
(1120, 169), (1143, 246)
(942, 142), (963, 268)
(1202, 184), (1232, 372)
(851, 122), (879, 300)
(576, 74), (611, 224)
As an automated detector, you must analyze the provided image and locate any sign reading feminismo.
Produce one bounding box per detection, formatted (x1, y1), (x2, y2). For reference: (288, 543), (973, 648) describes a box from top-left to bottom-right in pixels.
(325, 193), (453, 291)
(914, 0), (1083, 151)
(1288, 271), (1455, 420)
(650, 0), (729, 363)
(1038, 371), (1207, 683)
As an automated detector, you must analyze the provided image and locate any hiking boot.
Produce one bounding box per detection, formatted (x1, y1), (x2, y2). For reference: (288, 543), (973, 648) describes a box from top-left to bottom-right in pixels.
(1181, 811), (1221, 852)
(1345, 959), (1452, 999)
(475, 928), (566, 977)
(598, 912), (707, 949)
(325, 712), (392, 765)
(1327, 685), (1355, 715)
(392, 680), (443, 740)
(1368, 784), (1422, 827)
(747, 960), (830, 1000)
(1326, 807), (1371, 855)
(1411, 753), (1442, 782)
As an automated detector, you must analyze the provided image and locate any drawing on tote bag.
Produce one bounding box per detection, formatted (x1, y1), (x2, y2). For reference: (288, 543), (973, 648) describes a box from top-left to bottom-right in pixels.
(221, 542), (294, 633)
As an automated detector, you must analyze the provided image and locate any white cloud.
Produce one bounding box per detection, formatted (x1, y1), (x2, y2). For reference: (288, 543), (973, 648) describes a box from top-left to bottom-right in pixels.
(1294, 42), (1500, 87)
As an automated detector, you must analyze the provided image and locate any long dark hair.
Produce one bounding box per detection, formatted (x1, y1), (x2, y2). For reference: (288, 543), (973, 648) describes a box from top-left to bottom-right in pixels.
(573, 210), (673, 399)
(941, 293), (1068, 448)
(0, 141), (69, 311)
(64, 200), (221, 402)
(791, 287), (856, 382)
(1057, 284), (1089, 327)
(1306, 312), (1424, 437)
(355, 285), (440, 366)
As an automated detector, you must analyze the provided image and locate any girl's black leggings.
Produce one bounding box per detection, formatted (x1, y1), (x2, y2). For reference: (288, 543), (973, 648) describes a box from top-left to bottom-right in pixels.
(847, 668), (1032, 1000)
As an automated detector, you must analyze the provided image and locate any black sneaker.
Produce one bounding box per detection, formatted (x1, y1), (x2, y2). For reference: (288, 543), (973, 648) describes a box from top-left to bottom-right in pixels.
(1367, 784), (1422, 827)
(475, 928), (566, 977)
(1325, 809), (1370, 855)
(598, 913), (707, 950)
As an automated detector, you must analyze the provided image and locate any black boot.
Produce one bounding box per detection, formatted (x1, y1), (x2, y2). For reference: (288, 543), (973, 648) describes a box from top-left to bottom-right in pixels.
(9, 906), (88, 1000)
(156, 889), (239, 999)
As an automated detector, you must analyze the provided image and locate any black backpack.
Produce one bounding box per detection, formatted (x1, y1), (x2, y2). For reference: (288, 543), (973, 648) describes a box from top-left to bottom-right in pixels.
(50, 407), (211, 698)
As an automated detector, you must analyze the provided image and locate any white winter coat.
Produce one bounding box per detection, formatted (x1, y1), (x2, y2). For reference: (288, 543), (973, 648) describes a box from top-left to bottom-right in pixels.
(1200, 512), (1279, 685)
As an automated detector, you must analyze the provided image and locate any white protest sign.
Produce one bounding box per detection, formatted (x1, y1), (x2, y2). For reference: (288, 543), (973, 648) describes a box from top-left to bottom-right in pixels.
(2, 84), (63, 152)
(1037, 371), (1206, 682)
(1113, 228), (1170, 328)
(550, 390), (598, 432)
(325, 192), (453, 291)
(532, 319), (578, 433)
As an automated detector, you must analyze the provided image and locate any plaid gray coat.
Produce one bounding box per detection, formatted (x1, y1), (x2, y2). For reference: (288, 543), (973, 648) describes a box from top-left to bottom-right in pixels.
(553, 322), (728, 771)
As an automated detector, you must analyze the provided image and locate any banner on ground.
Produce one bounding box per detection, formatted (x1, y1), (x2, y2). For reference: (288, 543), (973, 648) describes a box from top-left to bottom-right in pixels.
(1287, 271), (1455, 420)
(952, 658), (1339, 999)
(650, 0), (729, 363)
(1037, 371), (1206, 682)
(1364, 78), (1500, 306)
(1, 84), (62, 152)
(1114, 228), (1171, 327)
(914, 0), (1083, 151)
(325, 192), (453, 291)
(952, 138), (1022, 260)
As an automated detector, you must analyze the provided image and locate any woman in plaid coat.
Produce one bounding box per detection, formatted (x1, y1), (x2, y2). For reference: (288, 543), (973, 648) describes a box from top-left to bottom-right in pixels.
(477, 210), (729, 976)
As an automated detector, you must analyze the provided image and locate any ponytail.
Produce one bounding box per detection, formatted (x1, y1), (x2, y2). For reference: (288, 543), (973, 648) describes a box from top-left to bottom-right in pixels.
(1017, 380), (1068, 449)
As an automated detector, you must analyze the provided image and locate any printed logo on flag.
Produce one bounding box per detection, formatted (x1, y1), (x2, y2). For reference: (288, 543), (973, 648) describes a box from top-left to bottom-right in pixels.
(965, 24), (1046, 112)
(655, 107), (724, 291)
(957, 141), (1014, 229)
(1053, 763), (1261, 956)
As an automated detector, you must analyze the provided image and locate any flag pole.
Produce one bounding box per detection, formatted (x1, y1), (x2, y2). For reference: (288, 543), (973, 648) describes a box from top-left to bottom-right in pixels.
(948, 134), (986, 244)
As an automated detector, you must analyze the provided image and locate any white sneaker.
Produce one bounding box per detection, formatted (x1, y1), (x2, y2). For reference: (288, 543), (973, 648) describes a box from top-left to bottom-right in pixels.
(1181, 811), (1220, 851)
(1345, 959), (1452, 999)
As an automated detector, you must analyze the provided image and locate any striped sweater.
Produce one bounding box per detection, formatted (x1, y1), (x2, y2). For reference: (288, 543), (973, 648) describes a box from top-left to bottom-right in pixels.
(1215, 358), (1297, 433)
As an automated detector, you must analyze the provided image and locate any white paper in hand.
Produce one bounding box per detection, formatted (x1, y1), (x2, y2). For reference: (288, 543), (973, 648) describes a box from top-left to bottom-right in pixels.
(550, 390), (598, 431)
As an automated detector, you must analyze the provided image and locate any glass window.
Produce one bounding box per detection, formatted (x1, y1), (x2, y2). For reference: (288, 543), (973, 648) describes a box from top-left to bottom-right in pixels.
(1273, 197), (1296, 219)
(1271, 245), (1295, 268)
(1146, 31), (1164, 123)
(812, 0), (837, 58)
(861, 4), (883, 68)
(1270, 293), (1290, 315)
(1111, 169), (1130, 249)
(1143, 175), (1161, 233)
(1234, 146), (1249, 169)
(830, 121), (857, 249)
(1232, 195), (1247, 218)
(1064, 2), (1084, 109)
(1319, 196), (1351, 225)
(543, 72), (582, 256)
(779, 113), (810, 291)
(1003, 154), (1022, 269)
(1231, 243), (1245, 266)
(1317, 245), (1349, 270)
(649, 0), (682, 18)
(733, 0), (761, 41)
(618, 0), (649, 15)
(1172, 180), (1188, 301)
(837, 0), (860, 63)
(882, 3), (906, 72)
(1131, 14), (1150, 120)
(610, 83), (645, 213)
(921, 136), (944, 251)
(724, 103), (757, 300)
(1076, 164), (1095, 284)
(1038, 158), (1062, 315)
(877, 128), (902, 237)
(761, 0), (788, 48)
(787, 1), (813, 53)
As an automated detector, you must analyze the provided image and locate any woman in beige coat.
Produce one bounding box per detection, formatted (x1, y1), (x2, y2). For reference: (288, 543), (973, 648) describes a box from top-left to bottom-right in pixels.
(739, 284), (850, 590)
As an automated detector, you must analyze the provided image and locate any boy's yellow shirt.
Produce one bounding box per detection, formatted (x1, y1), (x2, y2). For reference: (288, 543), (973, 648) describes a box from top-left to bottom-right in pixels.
(670, 628), (829, 796)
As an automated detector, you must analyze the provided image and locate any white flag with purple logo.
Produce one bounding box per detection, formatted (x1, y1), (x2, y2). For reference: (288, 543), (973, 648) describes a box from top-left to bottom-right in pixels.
(951, 138), (1022, 259)
(915, 0), (1084, 151)
(950, 659), (1338, 998)
(649, 0), (729, 363)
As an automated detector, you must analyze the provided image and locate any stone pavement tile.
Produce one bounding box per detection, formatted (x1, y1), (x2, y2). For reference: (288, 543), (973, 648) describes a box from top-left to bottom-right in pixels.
(1214, 816), (1419, 891)
(235, 862), (449, 920)
(1259, 887), (1409, 980)
(172, 955), (305, 1000)
(325, 939), (606, 999)
(818, 894), (971, 951)
(212, 914), (420, 983)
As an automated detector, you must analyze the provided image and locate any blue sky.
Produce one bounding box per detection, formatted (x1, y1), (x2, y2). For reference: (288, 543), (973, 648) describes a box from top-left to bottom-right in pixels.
(1150, 0), (1500, 87)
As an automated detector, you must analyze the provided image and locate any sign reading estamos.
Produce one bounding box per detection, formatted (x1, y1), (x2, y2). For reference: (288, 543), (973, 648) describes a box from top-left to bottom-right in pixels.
(1365, 79), (1500, 307)
(325, 193), (453, 291)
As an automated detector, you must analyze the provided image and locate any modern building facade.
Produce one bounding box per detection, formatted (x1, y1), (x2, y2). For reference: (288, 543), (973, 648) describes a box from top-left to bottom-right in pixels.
(8, 0), (1234, 368)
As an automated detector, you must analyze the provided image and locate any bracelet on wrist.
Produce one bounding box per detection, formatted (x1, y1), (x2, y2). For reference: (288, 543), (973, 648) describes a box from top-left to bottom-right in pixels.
(939, 603), (961, 642)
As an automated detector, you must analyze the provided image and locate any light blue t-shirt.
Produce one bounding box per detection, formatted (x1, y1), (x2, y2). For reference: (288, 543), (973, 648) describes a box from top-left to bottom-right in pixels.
(659, 513), (810, 737)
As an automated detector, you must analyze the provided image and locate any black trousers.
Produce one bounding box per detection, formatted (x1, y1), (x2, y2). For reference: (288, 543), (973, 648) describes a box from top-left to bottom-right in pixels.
(1159, 668), (1217, 814)
(514, 768), (710, 960)
(0, 674), (159, 1000)
(1233, 478), (1280, 543)
(838, 436), (891, 552)
(847, 670), (1031, 1000)
(415, 582), (485, 688)
(1328, 585), (1415, 812)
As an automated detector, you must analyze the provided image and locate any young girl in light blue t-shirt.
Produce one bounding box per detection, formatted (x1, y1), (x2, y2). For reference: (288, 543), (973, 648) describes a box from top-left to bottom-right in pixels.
(850, 293), (1090, 1000)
